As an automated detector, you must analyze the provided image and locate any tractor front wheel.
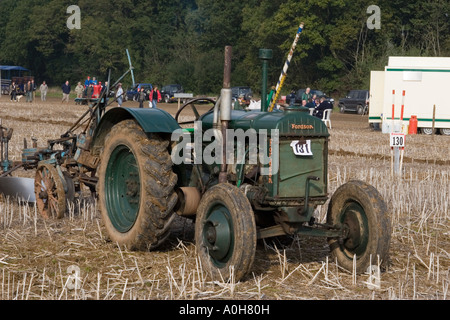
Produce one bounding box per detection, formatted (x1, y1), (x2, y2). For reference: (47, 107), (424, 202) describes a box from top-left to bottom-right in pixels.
(327, 180), (391, 273)
(98, 120), (178, 250)
(195, 183), (257, 281)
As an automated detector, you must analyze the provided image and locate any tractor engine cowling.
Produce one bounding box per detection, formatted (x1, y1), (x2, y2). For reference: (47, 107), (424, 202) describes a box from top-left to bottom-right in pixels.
(199, 107), (329, 208)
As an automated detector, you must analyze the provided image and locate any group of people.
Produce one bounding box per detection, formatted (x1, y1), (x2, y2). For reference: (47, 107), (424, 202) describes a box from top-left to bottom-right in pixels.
(134, 85), (161, 109)
(9, 80), (50, 102)
(7, 76), (163, 109)
(72, 76), (162, 109)
(59, 76), (109, 104)
(71, 76), (107, 105)
(288, 87), (333, 119)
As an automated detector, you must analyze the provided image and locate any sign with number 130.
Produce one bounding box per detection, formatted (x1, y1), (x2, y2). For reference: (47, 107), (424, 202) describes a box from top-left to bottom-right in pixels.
(390, 133), (405, 148)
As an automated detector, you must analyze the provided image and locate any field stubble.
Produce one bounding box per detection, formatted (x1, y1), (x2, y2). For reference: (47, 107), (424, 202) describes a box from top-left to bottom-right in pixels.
(0, 97), (448, 300)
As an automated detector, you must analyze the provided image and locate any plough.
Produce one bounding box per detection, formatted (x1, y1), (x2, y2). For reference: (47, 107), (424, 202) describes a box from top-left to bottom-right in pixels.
(0, 90), (105, 217)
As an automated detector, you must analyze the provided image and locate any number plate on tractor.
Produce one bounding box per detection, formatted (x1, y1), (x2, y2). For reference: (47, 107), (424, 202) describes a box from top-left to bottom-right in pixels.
(290, 140), (313, 156)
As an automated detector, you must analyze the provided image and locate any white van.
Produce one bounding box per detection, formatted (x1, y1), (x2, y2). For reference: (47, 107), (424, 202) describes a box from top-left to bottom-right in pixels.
(369, 56), (450, 135)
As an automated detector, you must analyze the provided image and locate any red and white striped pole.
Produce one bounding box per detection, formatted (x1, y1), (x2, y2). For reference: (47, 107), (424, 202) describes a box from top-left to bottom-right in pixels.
(391, 89), (395, 121)
(400, 90), (405, 121)
(400, 90), (405, 174)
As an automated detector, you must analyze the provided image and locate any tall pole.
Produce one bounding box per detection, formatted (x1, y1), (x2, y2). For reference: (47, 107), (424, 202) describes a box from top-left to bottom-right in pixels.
(126, 49), (135, 88)
(268, 22), (304, 112)
(399, 90), (405, 178)
(259, 49), (273, 112)
(400, 90), (405, 123)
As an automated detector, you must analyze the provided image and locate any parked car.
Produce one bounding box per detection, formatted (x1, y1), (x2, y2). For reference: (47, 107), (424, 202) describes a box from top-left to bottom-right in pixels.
(125, 83), (152, 101)
(160, 84), (184, 103)
(338, 90), (369, 114)
(231, 86), (253, 104)
(292, 89), (334, 106)
(311, 90), (334, 106)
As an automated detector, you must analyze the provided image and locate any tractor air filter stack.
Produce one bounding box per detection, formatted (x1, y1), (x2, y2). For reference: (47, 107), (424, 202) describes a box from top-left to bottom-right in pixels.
(219, 46), (232, 183)
(220, 46), (232, 122)
(259, 48), (273, 112)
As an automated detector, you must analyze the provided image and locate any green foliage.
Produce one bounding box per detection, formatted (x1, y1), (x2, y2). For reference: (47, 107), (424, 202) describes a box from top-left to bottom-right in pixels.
(0, 0), (448, 96)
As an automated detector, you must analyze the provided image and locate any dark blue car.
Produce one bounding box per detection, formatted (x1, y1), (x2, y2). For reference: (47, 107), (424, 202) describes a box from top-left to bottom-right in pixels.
(125, 83), (152, 101)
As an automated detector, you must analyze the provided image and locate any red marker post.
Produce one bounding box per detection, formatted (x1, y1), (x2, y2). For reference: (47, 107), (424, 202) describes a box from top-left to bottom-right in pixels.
(399, 90), (406, 175)
(400, 90), (405, 123)
(391, 89), (395, 123)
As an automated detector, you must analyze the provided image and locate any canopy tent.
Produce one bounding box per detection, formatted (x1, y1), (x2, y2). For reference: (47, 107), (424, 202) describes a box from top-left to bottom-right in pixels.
(0, 65), (30, 72)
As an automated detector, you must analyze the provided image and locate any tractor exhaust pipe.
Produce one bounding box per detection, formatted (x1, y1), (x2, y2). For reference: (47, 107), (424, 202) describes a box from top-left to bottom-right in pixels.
(219, 46), (232, 183)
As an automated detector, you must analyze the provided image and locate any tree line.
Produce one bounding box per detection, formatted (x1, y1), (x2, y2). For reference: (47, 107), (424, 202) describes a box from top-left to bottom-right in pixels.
(0, 0), (449, 97)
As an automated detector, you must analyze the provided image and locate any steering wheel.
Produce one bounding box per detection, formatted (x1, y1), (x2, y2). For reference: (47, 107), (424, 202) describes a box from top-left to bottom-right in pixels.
(174, 97), (217, 125)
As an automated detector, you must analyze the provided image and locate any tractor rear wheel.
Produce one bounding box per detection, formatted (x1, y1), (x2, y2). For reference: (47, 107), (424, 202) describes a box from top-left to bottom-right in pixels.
(327, 180), (391, 273)
(98, 120), (178, 250)
(195, 183), (257, 281)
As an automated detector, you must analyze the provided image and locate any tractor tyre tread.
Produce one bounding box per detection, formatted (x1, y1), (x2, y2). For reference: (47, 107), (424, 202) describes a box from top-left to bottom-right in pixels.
(98, 119), (177, 251)
(327, 180), (391, 273)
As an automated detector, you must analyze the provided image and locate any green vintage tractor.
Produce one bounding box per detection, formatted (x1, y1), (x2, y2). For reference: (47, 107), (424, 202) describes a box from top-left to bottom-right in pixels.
(92, 103), (390, 281)
(88, 49), (391, 282)
(0, 48), (389, 282)
(0, 47), (389, 282)
(91, 67), (391, 279)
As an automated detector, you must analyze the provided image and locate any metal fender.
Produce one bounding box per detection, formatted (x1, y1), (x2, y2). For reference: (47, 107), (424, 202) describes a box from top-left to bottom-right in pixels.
(91, 107), (180, 153)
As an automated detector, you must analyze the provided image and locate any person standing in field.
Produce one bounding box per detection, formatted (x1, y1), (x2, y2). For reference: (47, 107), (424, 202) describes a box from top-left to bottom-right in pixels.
(302, 87), (312, 103)
(10, 81), (17, 102)
(267, 85), (276, 107)
(137, 87), (146, 108)
(286, 90), (296, 105)
(99, 81), (109, 104)
(75, 82), (84, 105)
(39, 81), (48, 101)
(31, 80), (36, 102)
(149, 85), (161, 108)
(86, 83), (94, 104)
(61, 81), (71, 103)
(25, 81), (32, 103)
(116, 83), (123, 107)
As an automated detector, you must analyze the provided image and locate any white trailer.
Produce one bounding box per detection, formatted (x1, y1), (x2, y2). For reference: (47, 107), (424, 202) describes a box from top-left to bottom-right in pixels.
(369, 56), (450, 135)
